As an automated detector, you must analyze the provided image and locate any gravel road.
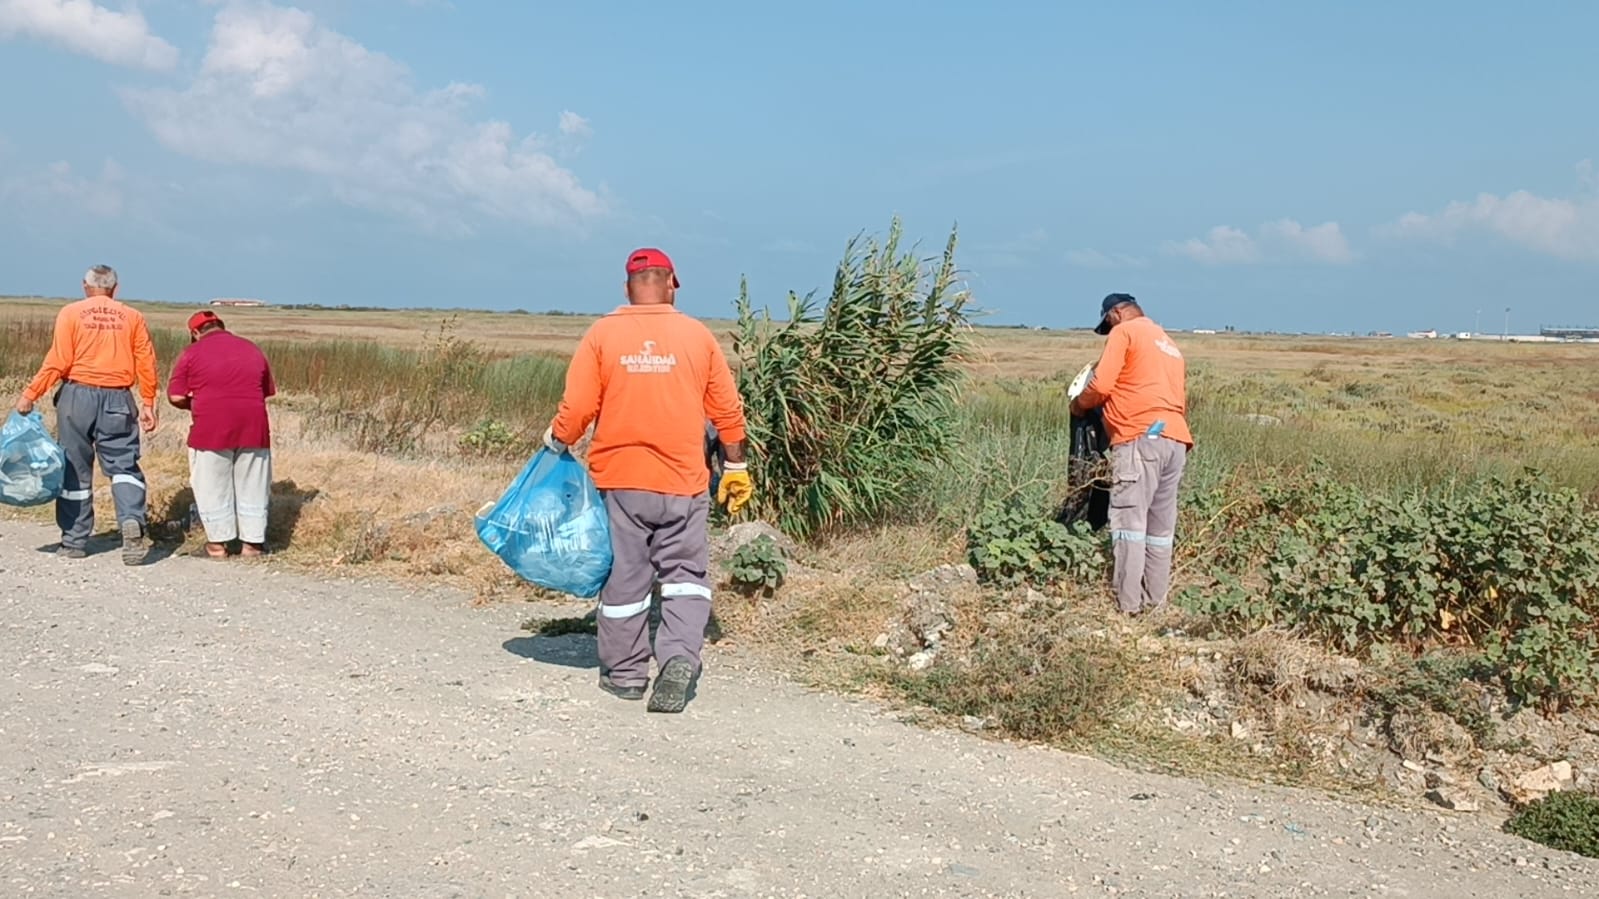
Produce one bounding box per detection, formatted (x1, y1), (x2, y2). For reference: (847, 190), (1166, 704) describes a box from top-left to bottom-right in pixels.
(2, 519), (1596, 898)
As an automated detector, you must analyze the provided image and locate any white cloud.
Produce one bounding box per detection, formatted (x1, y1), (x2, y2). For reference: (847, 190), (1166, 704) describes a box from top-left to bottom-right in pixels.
(1379, 165), (1599, 262)
(1164, 219), (1352, 265)
(1065, 248), (1147, 269)
(1259, 218), (1354, 264)
(558, 111), (592, 141)
(1165, 225), (1261, 265)
(0, 0), (178, 71)
(1, 157), (125, 217)
(122, 3), (605, 235)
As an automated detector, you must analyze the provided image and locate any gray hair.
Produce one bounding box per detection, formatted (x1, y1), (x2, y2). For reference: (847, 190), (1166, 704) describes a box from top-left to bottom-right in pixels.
(83, 265), (118, 291)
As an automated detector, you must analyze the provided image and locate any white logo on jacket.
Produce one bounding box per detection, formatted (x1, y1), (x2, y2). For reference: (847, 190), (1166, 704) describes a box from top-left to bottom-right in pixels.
(1155, 337), (1183, 359)
(621, 340), (678, 374)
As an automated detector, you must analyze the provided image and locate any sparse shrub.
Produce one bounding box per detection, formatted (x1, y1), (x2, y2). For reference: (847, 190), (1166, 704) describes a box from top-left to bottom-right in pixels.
(459, 418), (524, 458)
(733, 218), (971, 538)
(1364, 650), (1497, 745)
(729, 535), (787, 596)
(967, 497), (1106, 589)
(1504, 790), (1599, 859)
(894, 629), (1138, 742)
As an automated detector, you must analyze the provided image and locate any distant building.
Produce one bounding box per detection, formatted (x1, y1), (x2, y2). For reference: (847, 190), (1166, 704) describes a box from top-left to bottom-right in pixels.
(1406, 329), (1439, 339)
(210, 298), (266, 307)
(1542, 325), (1599, 340)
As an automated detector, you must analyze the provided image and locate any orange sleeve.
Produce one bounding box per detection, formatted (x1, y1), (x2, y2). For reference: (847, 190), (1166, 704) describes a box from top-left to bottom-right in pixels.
(22, 307), (78, 402)
(551, 328), (603, 445)
(703, 334), (746, 444)
(1079, 326), (1129, 411)
(131, 313), (159, 405)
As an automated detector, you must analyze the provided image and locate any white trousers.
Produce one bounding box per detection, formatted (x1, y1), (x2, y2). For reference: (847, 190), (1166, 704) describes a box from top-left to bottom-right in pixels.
(189, 448), (272, 544)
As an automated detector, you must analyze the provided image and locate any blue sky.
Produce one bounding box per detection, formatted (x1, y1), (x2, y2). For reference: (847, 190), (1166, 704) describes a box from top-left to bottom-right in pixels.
(1, 1), (1596, 334)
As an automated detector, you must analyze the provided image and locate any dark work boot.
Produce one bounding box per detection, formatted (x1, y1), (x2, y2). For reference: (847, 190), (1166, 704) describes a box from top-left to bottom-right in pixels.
(120, 520), (147, 567)
(598, 674), (646, 701)
(647, 657), (696, 714)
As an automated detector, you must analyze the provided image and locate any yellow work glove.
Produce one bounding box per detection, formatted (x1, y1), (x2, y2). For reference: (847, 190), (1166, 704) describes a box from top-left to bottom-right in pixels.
(717, 462), (753, 516)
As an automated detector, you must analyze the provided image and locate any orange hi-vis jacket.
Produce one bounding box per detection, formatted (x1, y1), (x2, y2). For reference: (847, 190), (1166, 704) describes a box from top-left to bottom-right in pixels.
(23, 297), (159, 406)
(1079, 316), (1193, 447)
(551, 305), (748, 497)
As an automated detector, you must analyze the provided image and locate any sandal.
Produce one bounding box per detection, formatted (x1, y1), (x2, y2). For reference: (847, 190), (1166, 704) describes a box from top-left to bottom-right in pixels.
(190, 543), (229, 560)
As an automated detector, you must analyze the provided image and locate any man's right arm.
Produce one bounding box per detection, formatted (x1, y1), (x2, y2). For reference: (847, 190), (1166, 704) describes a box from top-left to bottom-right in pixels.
(167, 351), (192, 410)
(549, 330), (603, 446)
(1072, 328), (1129, 416)
(18, 307), (77, 410)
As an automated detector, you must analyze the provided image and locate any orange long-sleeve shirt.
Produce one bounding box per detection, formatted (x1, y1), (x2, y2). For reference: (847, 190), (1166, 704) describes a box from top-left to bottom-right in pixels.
(1078, 316), (1193, 447)
(23, 297), (159, 405)
(552, 305), (747, 496)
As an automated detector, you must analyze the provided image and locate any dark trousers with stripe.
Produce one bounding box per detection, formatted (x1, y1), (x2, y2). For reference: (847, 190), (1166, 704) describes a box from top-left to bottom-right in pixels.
(596, 490), (712, 686)
(55, 382), (147, 549)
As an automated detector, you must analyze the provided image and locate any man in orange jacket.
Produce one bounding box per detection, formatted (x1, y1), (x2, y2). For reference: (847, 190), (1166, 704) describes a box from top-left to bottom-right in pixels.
(1070, 293), (1192, 615)
(545, 248), (752, 713)
(15, 265), (160, 564)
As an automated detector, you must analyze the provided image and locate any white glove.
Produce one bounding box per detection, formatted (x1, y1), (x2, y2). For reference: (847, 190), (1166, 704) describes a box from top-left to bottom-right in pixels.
(542, 426), (567, 454)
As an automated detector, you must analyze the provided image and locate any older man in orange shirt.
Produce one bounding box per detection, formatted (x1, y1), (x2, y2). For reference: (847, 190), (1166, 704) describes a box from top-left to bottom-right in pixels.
(15, 265), (159, 565)
(1070, 293), (1193, 615)
(545, 248), (751, 713)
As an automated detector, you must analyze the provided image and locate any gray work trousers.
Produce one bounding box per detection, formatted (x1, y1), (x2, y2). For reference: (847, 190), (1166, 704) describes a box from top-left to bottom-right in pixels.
(596, 490), (712, 686)
(55, 382), (147, 549)
(1108, 436), (1188, 614)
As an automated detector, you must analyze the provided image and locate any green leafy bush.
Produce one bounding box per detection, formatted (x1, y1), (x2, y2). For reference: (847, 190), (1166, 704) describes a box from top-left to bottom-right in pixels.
(967, 498), (1107, 589)
(733, 218), (971, 538)
(1504, 790), (1599, 859)
(458, 418), (524, 458)
(729, 535), (787, 596)
(1179, 472), (1599, 709)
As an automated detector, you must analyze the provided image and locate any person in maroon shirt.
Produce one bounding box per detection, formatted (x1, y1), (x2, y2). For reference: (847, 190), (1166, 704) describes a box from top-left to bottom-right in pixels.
(166, 311), (276, 559)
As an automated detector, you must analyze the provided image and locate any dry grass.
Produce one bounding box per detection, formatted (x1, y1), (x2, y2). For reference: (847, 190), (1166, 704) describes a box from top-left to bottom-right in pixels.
(7, 295), (1597, 593)
(6, 295), (1597, 794)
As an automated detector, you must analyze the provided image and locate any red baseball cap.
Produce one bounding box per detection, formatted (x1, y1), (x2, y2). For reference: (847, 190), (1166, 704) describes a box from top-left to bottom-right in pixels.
(187, 310), (224, 331)
(625, 247), (680, 287)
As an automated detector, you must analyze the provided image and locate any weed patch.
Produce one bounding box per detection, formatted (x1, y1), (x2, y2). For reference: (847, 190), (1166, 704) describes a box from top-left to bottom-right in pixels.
(1504, 790), (1599, 858)
(892, 623), (1142, 743)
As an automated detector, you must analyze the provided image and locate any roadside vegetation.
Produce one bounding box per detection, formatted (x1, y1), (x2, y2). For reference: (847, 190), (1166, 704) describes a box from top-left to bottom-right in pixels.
(5, 222), (1599, 855)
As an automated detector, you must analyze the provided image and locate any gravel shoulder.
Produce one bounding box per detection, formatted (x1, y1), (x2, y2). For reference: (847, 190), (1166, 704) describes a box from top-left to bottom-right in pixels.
(2, 519), (1596, 898)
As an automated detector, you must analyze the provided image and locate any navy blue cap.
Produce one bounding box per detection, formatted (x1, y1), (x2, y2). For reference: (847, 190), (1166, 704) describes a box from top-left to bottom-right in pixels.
(1094, 293), (1137, 335)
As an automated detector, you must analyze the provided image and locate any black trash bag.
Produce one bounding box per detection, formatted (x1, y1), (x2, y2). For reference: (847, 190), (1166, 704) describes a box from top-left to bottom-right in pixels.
(1055, 406), (1111, 530)
(704, 420), (726, 497)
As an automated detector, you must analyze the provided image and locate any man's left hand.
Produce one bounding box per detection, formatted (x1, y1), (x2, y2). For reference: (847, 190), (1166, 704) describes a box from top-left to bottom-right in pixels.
(717, 463), (754, 516)
(139, 404), (158, 433)
(15, 395), (34, 416)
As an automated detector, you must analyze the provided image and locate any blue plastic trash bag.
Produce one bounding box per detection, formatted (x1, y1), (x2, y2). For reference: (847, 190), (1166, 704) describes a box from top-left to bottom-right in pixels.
(0, 411), (66, 507)
(475, 448), (613, 597)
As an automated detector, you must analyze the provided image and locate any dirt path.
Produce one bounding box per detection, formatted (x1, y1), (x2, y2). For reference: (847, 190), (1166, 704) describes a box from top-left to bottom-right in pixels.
(2, 520), (1596, 898)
